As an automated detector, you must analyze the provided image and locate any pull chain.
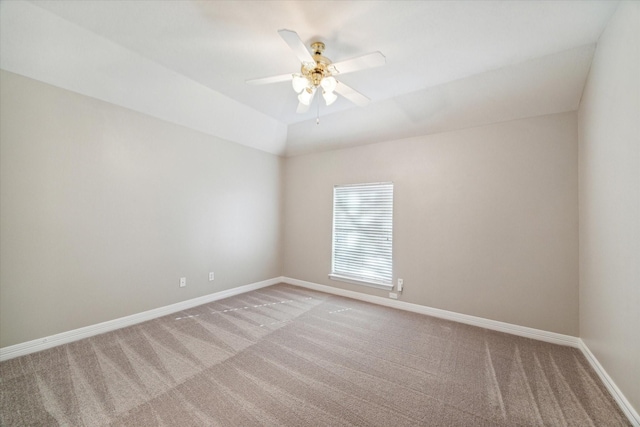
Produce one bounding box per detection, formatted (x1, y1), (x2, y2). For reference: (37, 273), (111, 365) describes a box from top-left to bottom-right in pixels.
(316, 96), (320, 125)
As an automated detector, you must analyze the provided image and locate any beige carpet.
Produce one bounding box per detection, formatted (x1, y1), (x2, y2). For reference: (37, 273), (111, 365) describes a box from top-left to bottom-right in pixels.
(0, 284), (630, 426)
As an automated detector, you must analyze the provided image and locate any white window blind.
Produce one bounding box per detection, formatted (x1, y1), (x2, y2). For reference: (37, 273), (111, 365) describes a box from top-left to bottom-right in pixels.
(330, 182), (393, 288)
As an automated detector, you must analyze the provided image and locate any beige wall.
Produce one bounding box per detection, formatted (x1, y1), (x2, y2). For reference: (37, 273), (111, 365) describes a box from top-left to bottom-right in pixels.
(0, 71), (283, 347)
(578, 1), (640, 413)
(284, 112), (579, 335)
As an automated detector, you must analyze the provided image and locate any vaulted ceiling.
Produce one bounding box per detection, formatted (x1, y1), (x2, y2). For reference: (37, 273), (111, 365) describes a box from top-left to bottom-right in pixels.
(0, 1), (619, 156)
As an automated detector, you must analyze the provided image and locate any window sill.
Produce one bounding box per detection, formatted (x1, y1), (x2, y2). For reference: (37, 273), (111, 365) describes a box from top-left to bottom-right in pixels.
(328, 274), (393, 290)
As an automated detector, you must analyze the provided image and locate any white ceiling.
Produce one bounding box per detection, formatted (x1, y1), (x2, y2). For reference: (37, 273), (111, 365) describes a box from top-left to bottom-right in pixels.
(0, 1), (619, 156)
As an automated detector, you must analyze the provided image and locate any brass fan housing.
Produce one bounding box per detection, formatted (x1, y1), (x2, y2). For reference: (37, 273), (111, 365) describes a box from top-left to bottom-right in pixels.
(301, 41), (333, 87)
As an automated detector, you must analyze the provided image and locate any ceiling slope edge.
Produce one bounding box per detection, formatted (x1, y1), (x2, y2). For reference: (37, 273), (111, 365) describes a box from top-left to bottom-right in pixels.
(0, 1), (287, 156)
(286, 44), (595, 157)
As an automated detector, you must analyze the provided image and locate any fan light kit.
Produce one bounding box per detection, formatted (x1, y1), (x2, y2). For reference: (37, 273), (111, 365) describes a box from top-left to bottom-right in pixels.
(292, 41), (338, 107)
(247, 29), (386, 114)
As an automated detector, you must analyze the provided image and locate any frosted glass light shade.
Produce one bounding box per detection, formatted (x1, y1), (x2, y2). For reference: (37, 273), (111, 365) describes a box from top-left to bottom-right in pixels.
(298, 87), (315, 106)
(292, 74), (308, 93)
(321, 76), (337, 92)
(323, 90), (337, 106)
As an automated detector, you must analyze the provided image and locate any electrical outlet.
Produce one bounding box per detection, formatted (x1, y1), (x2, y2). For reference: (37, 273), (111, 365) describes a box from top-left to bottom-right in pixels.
(397, 278), (404, 292)
(179, 277), (186, 288)
(389, 292), (398, 299)
(208, 272), (215, 281)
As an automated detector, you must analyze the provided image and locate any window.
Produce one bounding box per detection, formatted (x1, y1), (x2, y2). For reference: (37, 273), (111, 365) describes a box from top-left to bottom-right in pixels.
(330, 182), (393, 288)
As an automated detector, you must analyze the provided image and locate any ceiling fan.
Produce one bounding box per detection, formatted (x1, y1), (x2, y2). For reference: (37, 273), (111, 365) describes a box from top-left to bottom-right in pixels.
(246, 29), (386, 114)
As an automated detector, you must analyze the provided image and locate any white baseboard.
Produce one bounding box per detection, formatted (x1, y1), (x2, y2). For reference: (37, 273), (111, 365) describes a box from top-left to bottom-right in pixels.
(579, 339), (640, 426)
(0, 277), (282, 362)
(3, 276), (637, 425)
(283, 277), (580, 347)
(283, 277), (638, 426)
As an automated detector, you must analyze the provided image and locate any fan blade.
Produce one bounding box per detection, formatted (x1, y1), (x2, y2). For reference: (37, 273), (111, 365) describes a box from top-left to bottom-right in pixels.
(334, 81), (371, 107)
(246, 73), (293, 85)
(278, 29), (314, 64)
(330, 51), (386, 75)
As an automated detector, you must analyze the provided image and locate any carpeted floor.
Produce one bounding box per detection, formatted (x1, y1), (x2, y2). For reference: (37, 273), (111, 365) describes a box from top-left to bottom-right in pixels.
(0, 283), (630, 426)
